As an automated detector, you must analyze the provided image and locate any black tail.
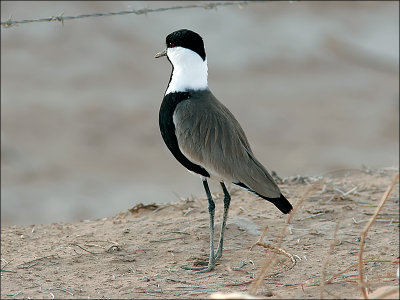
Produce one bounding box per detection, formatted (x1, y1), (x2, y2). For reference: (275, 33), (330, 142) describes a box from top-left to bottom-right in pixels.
(234, 182), (293, 214)
(260, 193), (293, 214)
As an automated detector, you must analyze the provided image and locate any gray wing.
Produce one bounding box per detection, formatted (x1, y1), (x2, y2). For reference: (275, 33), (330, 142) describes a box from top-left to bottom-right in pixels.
(173, 90), (281, 198)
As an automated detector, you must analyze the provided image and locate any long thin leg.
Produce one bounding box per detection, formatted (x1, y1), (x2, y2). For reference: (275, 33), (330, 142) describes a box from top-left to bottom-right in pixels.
(216, 182), (231, 260)
(182, 178), (216, 272)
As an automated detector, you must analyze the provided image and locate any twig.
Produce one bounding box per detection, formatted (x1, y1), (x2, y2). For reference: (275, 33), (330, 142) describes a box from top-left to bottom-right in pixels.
(1, 258), (16, 272)
(183, 208), (194, 216)
(1, 258), (14, 269)
(250, 241), (297, 275)
(188, 290), (218, 295)
(12, 291), (22, 298)
(150, 236), (185, 242)
(69, 243), (99, 255)
(128, 203), (159, 214)
(297, 212), (325, 221)
(0, 291), (22, 297)
(168, 230), (190, 235)
(86, 239), (119, 244)
(152, 205), (166, 214)
(37, 285), (55, 299)
(249, 225), (297, 274)
(358, 173), (399, 299)
(17, 254), (58, 269)
(249, 226), (269, 251)
(248, 185), (312, 295)
(1, 1), (264, 28)
(166, 278), (190, 284)
(106, 245), (122, 252)
(352, 217), (367, 224)
(52, 287), (74, 296)
(333, 186), (358, 197)
(195, 273), (214, 280)
(320, 223), (340, 299)
(324, 195), (335, 204)
(343, 186), (358, 196)
(83, 241), (121, 252)
(223, 280), (253, 287)
(232, 260), (248, 271)
(84, 243), (105, 249)
(132, 289), (163, 294)
(173, 291), (189, 296)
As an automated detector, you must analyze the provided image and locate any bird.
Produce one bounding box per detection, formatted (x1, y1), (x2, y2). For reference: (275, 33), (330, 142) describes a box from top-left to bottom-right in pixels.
(155, 29), (293, 272)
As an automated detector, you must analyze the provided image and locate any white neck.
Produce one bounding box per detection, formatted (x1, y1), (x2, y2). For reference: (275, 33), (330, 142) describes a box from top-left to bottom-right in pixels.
(165, 47), (208, 95)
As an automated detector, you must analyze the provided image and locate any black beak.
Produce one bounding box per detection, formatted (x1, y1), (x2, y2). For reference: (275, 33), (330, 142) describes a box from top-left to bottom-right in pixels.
(155, 48), (167, 58)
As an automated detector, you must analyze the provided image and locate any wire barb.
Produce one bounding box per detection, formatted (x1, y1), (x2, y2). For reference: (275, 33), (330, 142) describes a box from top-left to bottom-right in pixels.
(1, 1), (264, 28)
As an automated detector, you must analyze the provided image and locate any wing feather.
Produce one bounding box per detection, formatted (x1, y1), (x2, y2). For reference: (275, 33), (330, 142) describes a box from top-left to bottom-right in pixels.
(173, 90), (280, 198)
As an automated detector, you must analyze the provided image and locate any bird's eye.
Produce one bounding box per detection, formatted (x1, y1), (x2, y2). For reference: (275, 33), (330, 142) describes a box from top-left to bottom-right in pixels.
(168, 43), (175, 48)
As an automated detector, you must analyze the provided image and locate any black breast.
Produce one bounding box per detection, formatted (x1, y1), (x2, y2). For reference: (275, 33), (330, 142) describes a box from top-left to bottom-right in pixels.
(159, 92), (210, 177)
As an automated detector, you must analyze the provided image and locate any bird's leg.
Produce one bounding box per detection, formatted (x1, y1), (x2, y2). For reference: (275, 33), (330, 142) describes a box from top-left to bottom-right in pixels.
(182, 178), (216, 272)
(215, 182), (231, 260)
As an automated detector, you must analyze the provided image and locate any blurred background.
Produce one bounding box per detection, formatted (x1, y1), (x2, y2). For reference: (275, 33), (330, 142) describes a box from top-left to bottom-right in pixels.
(1, 1), (398, 226)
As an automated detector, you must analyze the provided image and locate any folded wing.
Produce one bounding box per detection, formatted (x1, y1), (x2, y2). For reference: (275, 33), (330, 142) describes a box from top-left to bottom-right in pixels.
(173, 90), (283, 201)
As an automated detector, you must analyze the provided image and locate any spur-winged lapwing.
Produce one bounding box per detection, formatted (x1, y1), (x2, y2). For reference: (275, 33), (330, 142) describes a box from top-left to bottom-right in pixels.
(156, 29), (293, 272)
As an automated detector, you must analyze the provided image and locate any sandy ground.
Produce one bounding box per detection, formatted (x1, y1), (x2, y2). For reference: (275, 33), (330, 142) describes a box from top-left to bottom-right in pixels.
(1, 168), (399, 299)
(1, 1), (399, 226)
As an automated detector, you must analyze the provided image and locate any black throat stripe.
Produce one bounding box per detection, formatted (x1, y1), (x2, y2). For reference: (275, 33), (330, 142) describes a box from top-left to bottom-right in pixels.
(159, 91), (210, 178)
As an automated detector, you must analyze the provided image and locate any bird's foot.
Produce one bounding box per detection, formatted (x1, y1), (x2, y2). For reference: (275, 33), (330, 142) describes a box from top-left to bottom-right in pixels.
(181, 262), (215, 273)
(215, 245), (223, 260)
(181, 256), (216, 273)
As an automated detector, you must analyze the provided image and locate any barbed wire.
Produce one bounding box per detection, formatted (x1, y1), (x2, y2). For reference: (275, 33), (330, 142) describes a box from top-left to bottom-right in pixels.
(1, 1), (267, 28)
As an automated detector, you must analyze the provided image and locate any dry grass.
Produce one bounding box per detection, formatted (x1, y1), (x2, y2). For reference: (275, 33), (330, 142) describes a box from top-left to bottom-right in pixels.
(1, 168), (399, 299)
(358, 173), (399, 299)
(248, 185), (312, 295)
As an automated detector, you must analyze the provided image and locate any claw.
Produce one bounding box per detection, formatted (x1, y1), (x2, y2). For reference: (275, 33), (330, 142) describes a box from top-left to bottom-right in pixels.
(181, 261), (215, 273)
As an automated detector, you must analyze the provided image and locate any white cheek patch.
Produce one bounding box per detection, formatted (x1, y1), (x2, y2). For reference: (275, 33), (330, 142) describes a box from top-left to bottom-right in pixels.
(166, 47), (208, 94)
